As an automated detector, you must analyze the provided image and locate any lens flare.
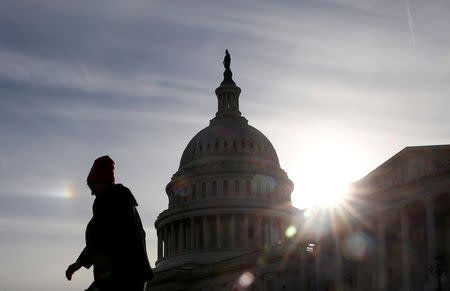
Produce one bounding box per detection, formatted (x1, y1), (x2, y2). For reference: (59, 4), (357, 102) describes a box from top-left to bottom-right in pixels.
(238, 272), (254, 287)
(303, 208), (312, 218)
(285, 225), (297, 238)
(342, 232), (374, 261)
(257, 256), (266, 267)
(172, 179), (188, 196)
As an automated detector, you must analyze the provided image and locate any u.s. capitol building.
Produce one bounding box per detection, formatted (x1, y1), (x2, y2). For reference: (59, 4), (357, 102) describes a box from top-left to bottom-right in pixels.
(148, 51), (449, 291)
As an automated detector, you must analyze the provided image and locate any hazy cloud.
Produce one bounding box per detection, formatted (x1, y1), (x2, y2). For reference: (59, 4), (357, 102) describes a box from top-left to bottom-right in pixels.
(1, 0), (449, 290)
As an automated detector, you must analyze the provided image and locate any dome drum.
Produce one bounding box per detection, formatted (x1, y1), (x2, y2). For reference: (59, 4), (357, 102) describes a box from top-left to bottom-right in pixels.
(165, 174), (293, 210)
(176, 156), (286, 177)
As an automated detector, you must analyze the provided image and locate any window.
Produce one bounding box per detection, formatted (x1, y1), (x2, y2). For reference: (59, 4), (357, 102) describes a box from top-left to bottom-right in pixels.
(234, 180), (240, 194)
(192, 184), (196, 200)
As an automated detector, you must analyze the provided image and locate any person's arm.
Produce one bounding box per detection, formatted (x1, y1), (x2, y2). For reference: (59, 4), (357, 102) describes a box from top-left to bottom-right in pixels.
(76, 246), (93, 269)
(65, 262), (81, 280)
(65, 246), (93, 281)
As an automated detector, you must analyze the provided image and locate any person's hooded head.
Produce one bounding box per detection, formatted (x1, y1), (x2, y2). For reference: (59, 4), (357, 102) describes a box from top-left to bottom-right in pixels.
(87, 155), (115, 196)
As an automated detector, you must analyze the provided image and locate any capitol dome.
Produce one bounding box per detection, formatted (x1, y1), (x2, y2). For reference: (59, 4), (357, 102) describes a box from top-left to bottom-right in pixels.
(154, 50), (297, 272)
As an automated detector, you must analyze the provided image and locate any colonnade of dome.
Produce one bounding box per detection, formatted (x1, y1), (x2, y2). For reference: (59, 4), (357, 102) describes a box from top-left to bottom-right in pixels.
(157, 213), (289, 260)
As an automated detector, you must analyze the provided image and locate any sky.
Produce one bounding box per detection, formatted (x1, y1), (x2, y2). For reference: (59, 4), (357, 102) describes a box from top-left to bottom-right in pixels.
(0, 0), (449, 290)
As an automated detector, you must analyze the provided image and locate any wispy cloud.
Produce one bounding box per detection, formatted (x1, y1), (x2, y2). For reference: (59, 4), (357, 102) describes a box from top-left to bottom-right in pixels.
(1, 1), (449, 290)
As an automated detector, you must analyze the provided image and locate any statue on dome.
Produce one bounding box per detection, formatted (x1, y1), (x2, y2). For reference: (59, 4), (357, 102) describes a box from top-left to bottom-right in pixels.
(221, 49), (236, 86)
(223, 49), (231, 70)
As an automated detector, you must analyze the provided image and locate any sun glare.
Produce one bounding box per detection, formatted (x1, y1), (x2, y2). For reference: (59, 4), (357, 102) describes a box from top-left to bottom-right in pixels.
(290, 141), (363, 209)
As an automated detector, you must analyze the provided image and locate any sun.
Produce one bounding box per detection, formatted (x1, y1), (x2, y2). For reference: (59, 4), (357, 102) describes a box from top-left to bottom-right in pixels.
(289, 141), (363, 209)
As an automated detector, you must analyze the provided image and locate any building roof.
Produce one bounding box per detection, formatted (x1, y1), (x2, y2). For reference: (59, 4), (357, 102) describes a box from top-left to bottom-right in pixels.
(354, 144), (450, 195)
(179, 117), (280, 170)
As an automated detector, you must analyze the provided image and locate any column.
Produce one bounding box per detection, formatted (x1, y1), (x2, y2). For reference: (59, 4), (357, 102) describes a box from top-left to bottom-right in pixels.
(243, 215), (249, 248)
(185, 220), (189, 250)
(356, 230), (363, 290)
(230, 215), (235, 248)
(274, 218), (281, 244)
(335, 233), (343, 291)
(190, 217), (195, 250)
(269, 219), (274, 245)
(266, 217), (272, 246)
(377, 219), (387, 291)
(273, 218), (278, 245)
(425, 198), (436, 268)
(401, 210), (411, 290)
(157, 230), (162, 260)
(217, 215), (222, 248)
(300, 246), (307, 290)
(170, 223), (175, 256)
(255, 216), (262, 248)
(179, 221), (184, 252)
(315, 240), (322, 291)
(164, 226), (169, 257)
(203, 216), (209, 249)
(425, 198), (436, 286)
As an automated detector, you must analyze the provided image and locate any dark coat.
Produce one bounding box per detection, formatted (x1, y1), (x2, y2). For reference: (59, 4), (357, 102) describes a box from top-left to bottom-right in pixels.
(76, 184), (153, 287)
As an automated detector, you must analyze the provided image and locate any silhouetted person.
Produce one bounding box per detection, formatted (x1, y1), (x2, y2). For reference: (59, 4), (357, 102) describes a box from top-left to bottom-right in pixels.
(66, 156), (153, 291)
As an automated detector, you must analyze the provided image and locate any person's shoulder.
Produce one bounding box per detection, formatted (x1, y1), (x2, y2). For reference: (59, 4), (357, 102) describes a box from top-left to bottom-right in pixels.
(113, 183), (131, 194)
(112, 183), (138, 206)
